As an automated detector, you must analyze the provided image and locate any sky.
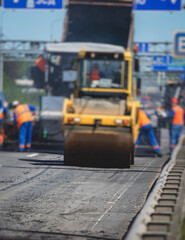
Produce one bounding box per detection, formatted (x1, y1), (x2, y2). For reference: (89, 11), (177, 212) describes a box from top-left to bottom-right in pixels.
(0, 0), (185, 43)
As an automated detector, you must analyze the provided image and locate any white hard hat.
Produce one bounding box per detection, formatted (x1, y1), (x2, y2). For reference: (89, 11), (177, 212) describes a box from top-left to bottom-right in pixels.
(140, 103), (144, 108)
(3, 101), (8, 108)
(12, 100), (19, 107)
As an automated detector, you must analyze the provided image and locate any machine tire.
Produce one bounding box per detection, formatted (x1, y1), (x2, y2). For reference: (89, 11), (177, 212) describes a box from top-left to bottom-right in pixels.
(124, 152), (131, 168)
(130, 145), (135, 165)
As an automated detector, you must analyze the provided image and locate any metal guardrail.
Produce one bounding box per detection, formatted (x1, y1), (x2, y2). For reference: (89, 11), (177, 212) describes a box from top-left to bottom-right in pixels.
(0, 40), (60, 61)
(0, 40), (181, 89)
(0, 40), (173, 61)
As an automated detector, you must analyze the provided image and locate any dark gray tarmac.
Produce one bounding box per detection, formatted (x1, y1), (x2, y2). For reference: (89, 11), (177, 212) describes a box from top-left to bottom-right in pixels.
(0, 129), (170, 240)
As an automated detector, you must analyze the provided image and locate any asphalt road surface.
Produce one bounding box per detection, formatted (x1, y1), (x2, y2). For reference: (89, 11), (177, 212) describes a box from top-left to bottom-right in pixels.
(0, 130), (170, 240)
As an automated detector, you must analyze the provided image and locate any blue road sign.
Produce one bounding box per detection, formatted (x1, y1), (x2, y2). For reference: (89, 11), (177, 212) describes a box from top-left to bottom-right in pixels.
(152, 55), (185, 71)
(153, 55), (172, 65)
(3, 0), (63, 9)
(173, 31), (185, 58)
(153, 65), (185, 71)
(180, 73), (185, 80)
(133, 0), (182, 11)
(138, 42), (149, 53)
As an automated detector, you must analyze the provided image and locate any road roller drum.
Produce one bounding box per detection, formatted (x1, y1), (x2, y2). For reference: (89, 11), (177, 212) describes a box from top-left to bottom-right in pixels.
(64, 126), (132, 168)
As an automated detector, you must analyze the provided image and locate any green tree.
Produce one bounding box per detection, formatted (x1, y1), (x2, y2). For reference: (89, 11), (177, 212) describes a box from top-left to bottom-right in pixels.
(4, 61), (34, 80)
(4, 62), (20, 80)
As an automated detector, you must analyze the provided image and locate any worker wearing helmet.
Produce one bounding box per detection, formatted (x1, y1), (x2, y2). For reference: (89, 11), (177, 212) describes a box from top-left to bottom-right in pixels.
(166, 97), (184, 154)
(13, 101), (36, 152)
(135, 109), (162, 157)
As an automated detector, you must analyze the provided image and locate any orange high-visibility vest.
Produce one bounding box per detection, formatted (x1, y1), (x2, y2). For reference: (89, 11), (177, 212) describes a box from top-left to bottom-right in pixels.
(172, 105), (184, 125)
(14, 104), (33, 129)
(0, 108), (3, 120)
(89, 68), (100, 81)
(139, 110), (151, 127)
(35, 56), (46, 72)
(0, 129), (5, 143)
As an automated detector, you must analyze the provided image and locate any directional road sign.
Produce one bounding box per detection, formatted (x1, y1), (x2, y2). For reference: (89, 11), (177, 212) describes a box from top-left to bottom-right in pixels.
(173, 31), (185, 59)
(3, 0), (63, 9)
(133, 0), (182, 11)
(138, 42), (149, 53)
(152, 55), (185, 71)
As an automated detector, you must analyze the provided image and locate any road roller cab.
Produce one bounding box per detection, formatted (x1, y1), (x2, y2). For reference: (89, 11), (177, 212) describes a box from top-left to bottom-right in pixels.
(62, 43), (140, 168)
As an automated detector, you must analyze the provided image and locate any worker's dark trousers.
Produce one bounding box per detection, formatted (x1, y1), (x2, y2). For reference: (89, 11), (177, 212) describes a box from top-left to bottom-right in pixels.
(135, 125), (162, 155)
(19, 121), (32, 151)
(170, 125), (183, 154)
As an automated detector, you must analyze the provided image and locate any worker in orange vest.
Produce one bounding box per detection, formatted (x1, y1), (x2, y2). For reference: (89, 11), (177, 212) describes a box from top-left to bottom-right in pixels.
(135, 109), (162, 157)
(0, 99), (7, 146)
(166, 97), (184, 154)
(35, 55), (46, 73)
(0, 99), (5, 129)
(13, 101), (36, 152)
(89, 63), (101, 81)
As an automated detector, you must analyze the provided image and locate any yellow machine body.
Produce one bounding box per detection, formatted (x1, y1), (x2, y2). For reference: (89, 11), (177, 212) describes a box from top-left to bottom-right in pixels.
(62, 43), (140, 168)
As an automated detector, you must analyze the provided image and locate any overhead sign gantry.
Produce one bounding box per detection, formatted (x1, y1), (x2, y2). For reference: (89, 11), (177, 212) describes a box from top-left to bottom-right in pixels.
(2, 0), (63, 9)
(133, 0), (182, 11)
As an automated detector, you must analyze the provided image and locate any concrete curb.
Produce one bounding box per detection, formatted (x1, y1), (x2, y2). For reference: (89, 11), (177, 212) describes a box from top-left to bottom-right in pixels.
(124, 134), (185, 240)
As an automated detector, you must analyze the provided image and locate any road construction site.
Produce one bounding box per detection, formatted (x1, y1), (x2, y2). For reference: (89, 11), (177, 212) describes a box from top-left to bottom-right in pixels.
(1, 129), (185, 240)
(1, 1), (185, 239)
(1, 41), (185, 239)
(0, 127), (180, 240)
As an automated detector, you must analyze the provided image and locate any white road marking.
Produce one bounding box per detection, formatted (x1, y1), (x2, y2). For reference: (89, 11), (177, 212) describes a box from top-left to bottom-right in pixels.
(26, 153), (39, 158)
(91, 160), (154, 230)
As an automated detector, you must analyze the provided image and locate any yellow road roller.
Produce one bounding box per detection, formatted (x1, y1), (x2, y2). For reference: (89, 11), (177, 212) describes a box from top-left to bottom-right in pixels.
(62, 42), (140, 168)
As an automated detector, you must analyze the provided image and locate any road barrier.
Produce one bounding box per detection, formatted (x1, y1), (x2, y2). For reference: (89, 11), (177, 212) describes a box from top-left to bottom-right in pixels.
(124, 133), (185, 240)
